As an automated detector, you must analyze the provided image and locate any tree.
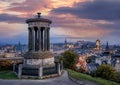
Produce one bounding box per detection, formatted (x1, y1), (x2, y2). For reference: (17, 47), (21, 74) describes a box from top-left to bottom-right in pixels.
(0, 60), (13, 71)
(94, 64), (116, 81)
(113, 72), (120, 83)
(62, 51), (77, 68)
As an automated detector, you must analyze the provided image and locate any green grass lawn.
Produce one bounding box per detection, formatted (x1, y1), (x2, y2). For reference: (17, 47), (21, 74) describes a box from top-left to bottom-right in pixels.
(0, 71), (18, 79)
(68, 69), (120, 85)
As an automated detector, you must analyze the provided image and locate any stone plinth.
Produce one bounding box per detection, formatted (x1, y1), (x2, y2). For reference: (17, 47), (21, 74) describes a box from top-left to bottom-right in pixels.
(23, 51), (54, 66)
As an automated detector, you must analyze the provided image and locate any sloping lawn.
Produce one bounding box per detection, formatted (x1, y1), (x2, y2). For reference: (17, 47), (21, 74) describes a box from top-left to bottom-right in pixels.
(0, 71), (18, 79)
(68, 69), (120, 85)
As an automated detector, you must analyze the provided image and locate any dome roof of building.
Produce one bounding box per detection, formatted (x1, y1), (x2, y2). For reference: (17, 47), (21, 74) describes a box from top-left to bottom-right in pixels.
(26, 12), (52, 24)
(23, 51), (54, 59)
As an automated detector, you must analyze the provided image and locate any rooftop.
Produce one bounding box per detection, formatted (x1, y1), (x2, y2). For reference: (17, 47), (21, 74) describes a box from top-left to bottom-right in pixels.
(26, 12), (52, 24)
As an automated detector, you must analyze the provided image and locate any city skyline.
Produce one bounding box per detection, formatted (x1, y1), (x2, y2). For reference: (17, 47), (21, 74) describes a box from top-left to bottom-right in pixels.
(0, 0), (120, 45)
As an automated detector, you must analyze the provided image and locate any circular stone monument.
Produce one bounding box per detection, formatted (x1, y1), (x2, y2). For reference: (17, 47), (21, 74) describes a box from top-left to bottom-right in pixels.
(23, 12), (54, 66)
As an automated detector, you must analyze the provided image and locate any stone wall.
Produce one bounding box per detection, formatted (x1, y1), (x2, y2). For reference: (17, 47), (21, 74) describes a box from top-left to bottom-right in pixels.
(26, 57), (54, 65)
(17, 62), (62, 79)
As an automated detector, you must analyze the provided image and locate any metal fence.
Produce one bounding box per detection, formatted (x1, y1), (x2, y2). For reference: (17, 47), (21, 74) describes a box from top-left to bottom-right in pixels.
(22, 67), (39, 76)
(14, 63), (60, 77)
(14, 64), (19, 74)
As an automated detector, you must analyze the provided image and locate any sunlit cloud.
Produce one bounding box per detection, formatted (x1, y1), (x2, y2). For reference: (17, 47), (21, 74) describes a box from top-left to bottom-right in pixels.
(0, 0), (119, 44)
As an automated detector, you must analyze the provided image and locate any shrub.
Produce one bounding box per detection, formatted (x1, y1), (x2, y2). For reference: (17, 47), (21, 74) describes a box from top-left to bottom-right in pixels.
(62, 51), (77, 68)
(94, 64), (116, 81)
(113, 72), (120, 83)
(0, 60), (13, 71)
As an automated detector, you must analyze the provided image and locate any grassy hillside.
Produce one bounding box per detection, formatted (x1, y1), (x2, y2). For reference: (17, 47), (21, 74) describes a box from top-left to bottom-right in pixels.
(68, 69), (120, 85)
(0, 71), (17, 79)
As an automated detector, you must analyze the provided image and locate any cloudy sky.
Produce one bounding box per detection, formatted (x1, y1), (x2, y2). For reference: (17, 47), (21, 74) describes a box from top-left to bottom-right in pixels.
(0, 0), (120, 45)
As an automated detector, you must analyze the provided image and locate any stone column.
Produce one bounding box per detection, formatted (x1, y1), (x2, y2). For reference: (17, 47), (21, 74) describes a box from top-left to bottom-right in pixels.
(28, 28), (31, 51)
(38, 66), (43, 79)
(47, 28), (50, 51)
(44, 28), (47, 51)
(35, 28), (38, 51)
(38, 28), (41, 51)
(61, 60), (63, 70)
(41, 28), (43, 51)
(28, 28), (30, 51)
(13, 60), (16, 72)
(31, 28), (35, 51)
(18, 64), (22, 79)
(58, 63), (61, 75)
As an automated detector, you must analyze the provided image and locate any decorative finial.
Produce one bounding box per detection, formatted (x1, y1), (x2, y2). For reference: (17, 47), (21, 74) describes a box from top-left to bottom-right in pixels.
(37, 12), (41, 18)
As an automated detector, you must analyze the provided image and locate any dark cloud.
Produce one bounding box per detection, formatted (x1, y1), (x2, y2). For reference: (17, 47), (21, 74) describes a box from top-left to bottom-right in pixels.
(0, 13), (26, 23)
(51, 0), (120, 21)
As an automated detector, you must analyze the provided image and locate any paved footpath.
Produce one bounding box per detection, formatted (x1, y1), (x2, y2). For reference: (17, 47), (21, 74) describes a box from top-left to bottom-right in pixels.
(0, 71), (78, 85)
(0, 71), (99, 85)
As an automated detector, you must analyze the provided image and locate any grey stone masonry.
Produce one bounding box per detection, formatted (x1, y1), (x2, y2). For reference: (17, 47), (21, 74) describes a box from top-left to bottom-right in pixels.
(35, 27), (38, 51)
(31, 28), (35, 51)
(44, 28), (47, 51)
(58, 63), (61, 75)
(47, 28), (50, 51)
(28, 27), (50, 52)
(38, 66), (43, 79)
(18, 64), (22, 79)
(38, 28), (41, 51)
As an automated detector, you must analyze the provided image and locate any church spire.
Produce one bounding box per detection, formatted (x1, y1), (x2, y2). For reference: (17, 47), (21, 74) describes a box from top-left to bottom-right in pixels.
(64, 38), (67, 49)
(65, 38), (67, 45)
(105, 41), (109, 51)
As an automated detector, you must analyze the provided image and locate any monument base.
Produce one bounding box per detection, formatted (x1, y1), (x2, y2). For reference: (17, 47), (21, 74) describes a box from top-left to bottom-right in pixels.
(23, 51), (54, 66)
(14, 51), (62, 79)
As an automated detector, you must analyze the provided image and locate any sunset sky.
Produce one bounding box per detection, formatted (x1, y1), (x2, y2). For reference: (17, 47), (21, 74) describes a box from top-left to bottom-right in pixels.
(0, 0), (120, 45)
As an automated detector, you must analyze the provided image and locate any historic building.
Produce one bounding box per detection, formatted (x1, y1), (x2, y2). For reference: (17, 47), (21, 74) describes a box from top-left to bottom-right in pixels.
(24, 12), (54, 66)
(111, 54), (120, 72)
(96, 39), (101, 50)
(15, 13), (62, 79)
(95, 41), (111, 65)
(94, 39), (101, 53)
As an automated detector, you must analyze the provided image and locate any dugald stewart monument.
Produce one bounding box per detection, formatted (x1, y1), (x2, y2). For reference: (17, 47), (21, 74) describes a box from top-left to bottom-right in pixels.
(14, 13), (62, 79)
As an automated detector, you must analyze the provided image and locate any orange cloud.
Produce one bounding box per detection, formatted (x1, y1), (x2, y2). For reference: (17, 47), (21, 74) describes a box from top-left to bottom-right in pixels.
(51, 0), (86, 8)
(3, 0), (88, 16)
(50, 14), (114, 39)
(0, 0), (119, 44)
